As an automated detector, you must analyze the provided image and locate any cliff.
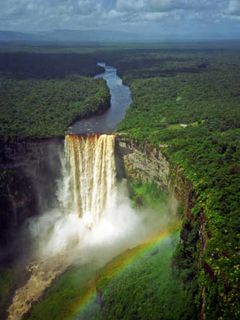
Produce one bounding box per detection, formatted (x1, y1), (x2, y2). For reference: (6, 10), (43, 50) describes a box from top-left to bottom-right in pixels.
(116, 136), (201, 318)
(116, 136), (195, 213)
(0, 138), (63, 260)
(116, 137), (170, 189)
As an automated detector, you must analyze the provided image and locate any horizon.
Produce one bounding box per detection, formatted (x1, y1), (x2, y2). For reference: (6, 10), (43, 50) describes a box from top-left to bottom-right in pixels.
(1, 0), (240, 41)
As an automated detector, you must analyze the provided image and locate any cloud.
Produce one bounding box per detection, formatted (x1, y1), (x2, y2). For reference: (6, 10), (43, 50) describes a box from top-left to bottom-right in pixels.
(0, 0), (239, 39)
(116, 0), (217, 13)
(116, 0), (182, 12)
(0, 0), (105, 30)
(227, 0), (240, 15)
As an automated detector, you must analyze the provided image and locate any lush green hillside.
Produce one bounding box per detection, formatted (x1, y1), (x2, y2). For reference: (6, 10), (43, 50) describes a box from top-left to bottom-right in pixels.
(114, 48), (240, 319)
(0, 76), (110, 138)
(83, 231), (187, 320)
(26, 234), (185, 320)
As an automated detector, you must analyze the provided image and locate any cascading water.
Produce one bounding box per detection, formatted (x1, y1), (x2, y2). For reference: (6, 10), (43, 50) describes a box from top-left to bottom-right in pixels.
(59, 134), (116, 226)
(7, 134), (118, 320)
(7, 133), (175, 320)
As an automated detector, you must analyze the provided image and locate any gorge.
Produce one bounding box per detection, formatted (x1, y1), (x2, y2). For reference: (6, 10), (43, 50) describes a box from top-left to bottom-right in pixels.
(1, 50), (238, 320)
(2, 64), (181, 320)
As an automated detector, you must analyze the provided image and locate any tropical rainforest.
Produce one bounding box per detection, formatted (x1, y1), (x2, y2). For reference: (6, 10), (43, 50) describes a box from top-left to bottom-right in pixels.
(0, 43), (239, 320)
(112, 47), (240, 320)
(0, 77), (110, 138)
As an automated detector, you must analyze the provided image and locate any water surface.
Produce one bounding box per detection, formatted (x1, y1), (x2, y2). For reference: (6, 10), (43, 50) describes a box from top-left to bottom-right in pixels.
(70, 63), (132, 134)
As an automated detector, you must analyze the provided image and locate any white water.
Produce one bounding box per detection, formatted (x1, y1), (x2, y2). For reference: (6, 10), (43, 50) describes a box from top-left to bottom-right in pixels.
(61, 134), (116, 224)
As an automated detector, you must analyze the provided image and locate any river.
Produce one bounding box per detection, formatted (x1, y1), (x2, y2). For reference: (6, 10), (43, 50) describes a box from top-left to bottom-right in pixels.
(70, 63), (132, 134)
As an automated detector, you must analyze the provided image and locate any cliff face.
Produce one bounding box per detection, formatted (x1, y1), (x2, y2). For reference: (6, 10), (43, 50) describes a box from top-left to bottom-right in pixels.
(0, 138), (63, 259)
(116, 137), (170, 190)
(116, 136), (201, 317)
(116, 137), (195, 210)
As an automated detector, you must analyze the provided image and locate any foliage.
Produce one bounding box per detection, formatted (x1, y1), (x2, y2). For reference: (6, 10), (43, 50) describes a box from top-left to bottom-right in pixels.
(0, 77), (110, 138)
(0, 268), (16, 318)
(114, 47), (240, 319)
(27, 232), (196, 320)
(130, 181), (169, 210)
(1, 45), (240, 319)
(87, 232), (196, 320)
(23, 264), (98, 320)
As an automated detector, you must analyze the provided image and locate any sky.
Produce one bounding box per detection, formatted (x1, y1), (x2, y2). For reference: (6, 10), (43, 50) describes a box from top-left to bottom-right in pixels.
(1, 0), (240, 39)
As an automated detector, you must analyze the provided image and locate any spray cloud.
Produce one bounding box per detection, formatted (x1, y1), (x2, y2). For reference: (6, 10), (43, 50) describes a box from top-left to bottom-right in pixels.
(8, 134), (178, 320)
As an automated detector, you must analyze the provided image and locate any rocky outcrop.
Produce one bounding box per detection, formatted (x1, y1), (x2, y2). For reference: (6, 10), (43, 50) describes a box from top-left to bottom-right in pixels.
(116, 137), (170, 190)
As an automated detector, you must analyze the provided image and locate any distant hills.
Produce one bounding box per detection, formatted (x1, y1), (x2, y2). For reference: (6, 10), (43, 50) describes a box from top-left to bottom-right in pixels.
(0, 29), (142, 43)
(1, 29), (240, 44)
(0, 31), (42, 42)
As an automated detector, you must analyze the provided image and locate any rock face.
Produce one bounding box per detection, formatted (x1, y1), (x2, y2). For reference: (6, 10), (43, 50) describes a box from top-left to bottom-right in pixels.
(116, 136), (195, 214)
(116, 137), (170, 190)
(0, 138), (63, 259)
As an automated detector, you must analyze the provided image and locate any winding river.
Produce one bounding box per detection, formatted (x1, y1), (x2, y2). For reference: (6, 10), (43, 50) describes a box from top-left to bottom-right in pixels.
(70, 63), (132, 134)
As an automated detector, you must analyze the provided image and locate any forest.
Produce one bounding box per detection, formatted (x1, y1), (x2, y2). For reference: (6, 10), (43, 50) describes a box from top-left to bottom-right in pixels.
(0, 51), (111, 138)
(114, 48), (240, 320)
(0, 45), (239, 319)
(0, 52), (102, 78)
(0, 77), (110, 138)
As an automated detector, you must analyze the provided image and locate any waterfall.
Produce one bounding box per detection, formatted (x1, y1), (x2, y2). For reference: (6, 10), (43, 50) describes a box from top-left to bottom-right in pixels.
(58, 134), (116, 226)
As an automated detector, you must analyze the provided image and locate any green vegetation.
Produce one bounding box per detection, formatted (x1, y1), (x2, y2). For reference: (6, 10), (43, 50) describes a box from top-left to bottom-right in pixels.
(114, 48), (240, 319)
(130, 181), (169, 211)
(24, 180), (181, 320)
(79, 231), (193, 320)
(24, 264), (98, 320)
(1, 45), (239, 319)
(0, 51), (112, 138)
(26, 232), (189, 320)
(0, 268), (16, 318)
(0, 77), (110, 138)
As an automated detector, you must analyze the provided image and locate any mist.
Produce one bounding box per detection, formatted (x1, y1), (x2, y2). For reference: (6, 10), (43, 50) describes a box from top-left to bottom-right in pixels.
(28, 179), (177, 265)
(7, 135), (178, 319)
(26, 134), (178, 283)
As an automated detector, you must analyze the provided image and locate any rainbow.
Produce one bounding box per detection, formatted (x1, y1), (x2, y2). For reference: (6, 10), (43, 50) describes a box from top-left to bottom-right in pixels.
(68, 223), (180, 319)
